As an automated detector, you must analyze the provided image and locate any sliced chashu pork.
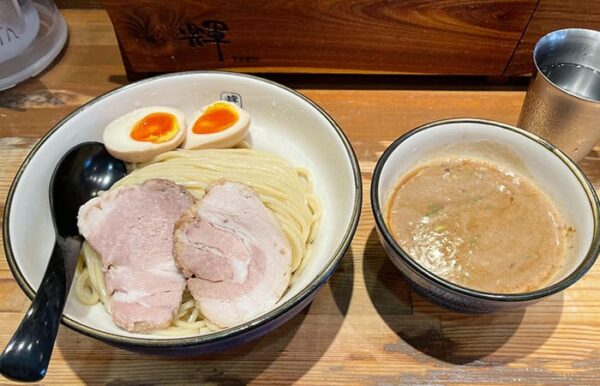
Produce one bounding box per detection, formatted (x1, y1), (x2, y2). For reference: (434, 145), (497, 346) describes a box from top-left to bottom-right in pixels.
(174, 180), (292, 328)
(78, 179), (194, 332)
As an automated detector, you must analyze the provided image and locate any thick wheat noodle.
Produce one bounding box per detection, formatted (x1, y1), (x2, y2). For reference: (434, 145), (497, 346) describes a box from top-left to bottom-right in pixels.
(75, 148), (320, 336)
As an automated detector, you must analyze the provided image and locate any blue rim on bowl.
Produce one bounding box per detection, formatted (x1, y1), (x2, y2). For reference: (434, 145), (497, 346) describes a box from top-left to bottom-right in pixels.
(371, 118), (600, 302)
(2, 71), (363, 348)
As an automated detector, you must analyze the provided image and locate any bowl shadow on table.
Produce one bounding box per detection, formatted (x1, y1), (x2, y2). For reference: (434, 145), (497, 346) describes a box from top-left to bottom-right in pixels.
(579, 148), (600, 182)
(363, 228), (563, 365)
(59, 250), (354, 384)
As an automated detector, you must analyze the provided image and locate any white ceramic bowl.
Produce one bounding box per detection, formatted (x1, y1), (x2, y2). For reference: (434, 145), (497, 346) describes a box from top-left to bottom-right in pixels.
(3, 71), (362, 352)
(371, 119), (600, 312)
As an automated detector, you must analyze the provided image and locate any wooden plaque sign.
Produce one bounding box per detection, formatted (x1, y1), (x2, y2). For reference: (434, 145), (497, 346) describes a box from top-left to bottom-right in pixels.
(103, 0), (538, 79)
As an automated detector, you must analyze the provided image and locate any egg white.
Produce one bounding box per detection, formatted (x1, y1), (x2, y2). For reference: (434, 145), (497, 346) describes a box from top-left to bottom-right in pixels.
(183, 101), (251, 150)
(103, 106), (186, 163)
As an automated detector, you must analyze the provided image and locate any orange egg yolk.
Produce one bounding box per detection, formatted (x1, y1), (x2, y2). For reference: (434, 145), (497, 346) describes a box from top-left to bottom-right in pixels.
(130, 112), (178, 143)
(192, 103), (239, 134)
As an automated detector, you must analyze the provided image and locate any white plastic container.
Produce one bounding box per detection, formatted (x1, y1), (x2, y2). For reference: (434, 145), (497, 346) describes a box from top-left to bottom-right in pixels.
(0, 0), (67, 91)
(0, 0), (40, 63)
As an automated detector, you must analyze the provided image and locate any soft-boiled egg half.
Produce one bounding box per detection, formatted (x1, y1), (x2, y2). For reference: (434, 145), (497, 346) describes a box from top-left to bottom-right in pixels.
(183, 101), (251, 150)
(104, 106), (186, 163)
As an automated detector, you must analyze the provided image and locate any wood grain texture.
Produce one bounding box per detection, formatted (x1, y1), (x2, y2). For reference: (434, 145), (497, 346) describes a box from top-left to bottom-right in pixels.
(102, 0), (537, 77)
(504, 0), (600, 75)
(55, 0), (103, 8)
(1, 8), (600, 385)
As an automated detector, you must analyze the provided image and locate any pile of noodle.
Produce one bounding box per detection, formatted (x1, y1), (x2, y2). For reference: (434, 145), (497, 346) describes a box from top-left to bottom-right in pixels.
(75, 148), (320, 336)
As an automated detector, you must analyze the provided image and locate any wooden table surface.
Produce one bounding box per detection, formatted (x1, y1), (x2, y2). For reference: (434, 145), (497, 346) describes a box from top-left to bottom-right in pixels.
(2, 9), (600, 386)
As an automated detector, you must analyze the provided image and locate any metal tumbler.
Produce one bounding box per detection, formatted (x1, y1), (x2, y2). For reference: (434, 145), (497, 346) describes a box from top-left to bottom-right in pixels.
(518, 28), (600, 162)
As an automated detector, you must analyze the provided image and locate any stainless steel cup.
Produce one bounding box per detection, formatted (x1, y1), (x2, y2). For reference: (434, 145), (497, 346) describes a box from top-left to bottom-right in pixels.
(518, 28), (600, 162)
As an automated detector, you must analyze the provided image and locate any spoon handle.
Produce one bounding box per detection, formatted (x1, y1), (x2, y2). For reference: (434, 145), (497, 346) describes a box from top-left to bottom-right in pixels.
(0, 235), (82, 382)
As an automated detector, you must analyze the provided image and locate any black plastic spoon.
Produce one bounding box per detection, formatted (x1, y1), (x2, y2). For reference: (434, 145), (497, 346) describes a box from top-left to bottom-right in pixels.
(0, 142), (126, 382)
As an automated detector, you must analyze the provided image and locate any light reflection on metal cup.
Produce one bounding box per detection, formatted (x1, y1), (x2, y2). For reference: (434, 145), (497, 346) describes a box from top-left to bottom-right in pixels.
(518, 28), (600, 162)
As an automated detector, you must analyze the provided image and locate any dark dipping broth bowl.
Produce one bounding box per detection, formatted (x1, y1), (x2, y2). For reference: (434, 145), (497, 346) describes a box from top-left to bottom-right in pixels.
(3, 71), (362, 354)
(371, 119), (600, 313)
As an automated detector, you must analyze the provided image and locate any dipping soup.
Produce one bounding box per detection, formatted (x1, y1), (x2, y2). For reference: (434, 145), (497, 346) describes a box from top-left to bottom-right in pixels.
(386, 158), (573, 294)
